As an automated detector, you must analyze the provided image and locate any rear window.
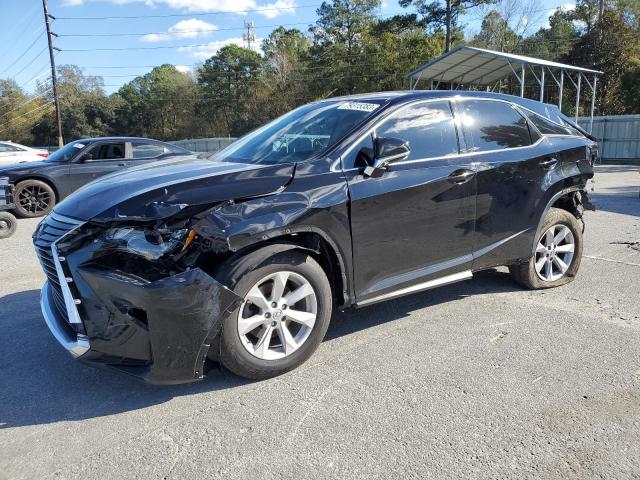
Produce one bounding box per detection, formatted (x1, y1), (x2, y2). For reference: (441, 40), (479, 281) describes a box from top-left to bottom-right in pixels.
(132, 142), (166, 159)
(458, 100), (532, 151)
(527, 112), (573, 135)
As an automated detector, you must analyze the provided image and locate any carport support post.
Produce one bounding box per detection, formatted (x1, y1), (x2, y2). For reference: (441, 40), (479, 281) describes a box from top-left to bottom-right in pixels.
(540, 66), (545, 102)
(575, 73), (582, 123)
(589, 75), (598, 133)
(559, 70), (564, 110)
(520, 64), (525, 97)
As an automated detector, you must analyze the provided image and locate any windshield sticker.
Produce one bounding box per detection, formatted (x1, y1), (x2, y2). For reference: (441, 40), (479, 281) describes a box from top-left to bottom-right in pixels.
(73, 143), (85, 149)
(338, 102), (379, 113)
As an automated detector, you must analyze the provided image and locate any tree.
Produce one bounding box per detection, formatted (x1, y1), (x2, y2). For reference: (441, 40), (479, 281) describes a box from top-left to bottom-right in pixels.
(525, 7), (580, 60)
(113, 64), (198, 140)
(32, 65), (113, 145)
(399, 0), (496, 51)
(0, 79), (50, 144)
(310, 0), (381, 95)
(563, 10), (640, 114)
(197, 45), (264, 136)
(472, 10), (519, 51)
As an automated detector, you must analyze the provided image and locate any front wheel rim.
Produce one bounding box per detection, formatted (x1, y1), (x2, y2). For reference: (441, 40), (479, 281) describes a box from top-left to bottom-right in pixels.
(237, 271), (318, 361)
(535, 224), (575, 282)
(17, 185), (51, 214)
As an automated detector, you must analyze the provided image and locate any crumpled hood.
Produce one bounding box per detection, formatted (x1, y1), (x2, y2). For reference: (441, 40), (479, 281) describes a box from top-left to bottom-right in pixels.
(54, 155), (295, 221)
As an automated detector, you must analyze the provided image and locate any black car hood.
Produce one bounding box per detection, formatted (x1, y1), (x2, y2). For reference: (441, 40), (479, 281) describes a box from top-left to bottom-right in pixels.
(54, 156), (295, 222)
(0, 161), (50, 174)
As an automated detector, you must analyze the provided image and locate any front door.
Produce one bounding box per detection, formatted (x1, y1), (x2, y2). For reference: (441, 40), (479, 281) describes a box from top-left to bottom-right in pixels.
(68, 141), (130, 191)
(344, 100), (477, 304)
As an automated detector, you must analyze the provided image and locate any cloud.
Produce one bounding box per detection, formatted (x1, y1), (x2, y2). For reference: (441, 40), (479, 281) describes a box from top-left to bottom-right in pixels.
(258, 0), (296, 19)
(61, 0), (297, 17)
(174, 65), (192, 73)
(179, 36), (263, 60)
(141, 18), (217, 42)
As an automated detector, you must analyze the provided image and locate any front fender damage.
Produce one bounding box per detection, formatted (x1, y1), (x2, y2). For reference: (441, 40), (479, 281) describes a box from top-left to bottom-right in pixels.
(76, 267), (241, 384)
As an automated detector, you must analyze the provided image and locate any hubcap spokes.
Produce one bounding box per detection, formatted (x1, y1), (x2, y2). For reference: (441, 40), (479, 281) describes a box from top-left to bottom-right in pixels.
(18, 186), (51, 214)
(535, 224), (575, 282)
(238, 271), (317, 360)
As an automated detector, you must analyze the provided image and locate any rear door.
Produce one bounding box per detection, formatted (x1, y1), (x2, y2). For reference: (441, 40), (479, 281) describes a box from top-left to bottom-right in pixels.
(344, 100), (477, 304)
(67, 141), (129, 191)
(129, 140), (172, 165)
(453, 98), (553, 269)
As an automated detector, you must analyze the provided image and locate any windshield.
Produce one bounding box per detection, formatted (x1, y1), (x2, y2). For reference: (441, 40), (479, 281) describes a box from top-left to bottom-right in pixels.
(211, 100), (384, 165)
(46, 141), (87, 162)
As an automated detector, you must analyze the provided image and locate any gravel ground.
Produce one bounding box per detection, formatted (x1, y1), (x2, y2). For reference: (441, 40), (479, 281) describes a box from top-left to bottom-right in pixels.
(0, 165), (639, 480)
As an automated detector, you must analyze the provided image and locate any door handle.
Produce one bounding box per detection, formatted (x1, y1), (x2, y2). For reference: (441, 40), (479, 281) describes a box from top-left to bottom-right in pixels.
(540, 157), (558, 169)
(447, 169), (476, 184)
(117, 162), (127, 167)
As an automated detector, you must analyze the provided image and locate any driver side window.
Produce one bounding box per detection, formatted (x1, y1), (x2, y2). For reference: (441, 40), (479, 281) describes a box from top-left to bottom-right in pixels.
(85, 143), (125, 161)
(375, 101), (459, 162)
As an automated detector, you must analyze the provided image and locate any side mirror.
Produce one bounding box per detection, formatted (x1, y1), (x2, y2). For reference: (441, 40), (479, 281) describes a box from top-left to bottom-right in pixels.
(364, 136), (410, 178)
(81, 153), (95, 162)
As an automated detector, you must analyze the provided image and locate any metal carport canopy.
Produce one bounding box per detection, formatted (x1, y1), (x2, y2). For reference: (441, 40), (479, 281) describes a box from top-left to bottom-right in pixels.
(406, 46), (601, 87)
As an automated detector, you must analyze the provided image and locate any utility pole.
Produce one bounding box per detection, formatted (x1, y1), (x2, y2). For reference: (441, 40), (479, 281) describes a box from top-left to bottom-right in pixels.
(243, 20), (255, 51)
(42, 0), (63, 147)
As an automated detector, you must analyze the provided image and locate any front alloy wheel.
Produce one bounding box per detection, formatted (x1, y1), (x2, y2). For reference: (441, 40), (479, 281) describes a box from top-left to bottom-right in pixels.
(238, 271), (317, 360)
(216, 249), (332, 380)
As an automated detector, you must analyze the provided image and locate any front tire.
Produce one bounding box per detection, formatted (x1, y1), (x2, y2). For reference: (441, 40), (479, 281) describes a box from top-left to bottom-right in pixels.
(14, 179), (55, 218)
(0, 211), (17, 239)
(510, 207), (583, 289)
(216, 249), (333, 380)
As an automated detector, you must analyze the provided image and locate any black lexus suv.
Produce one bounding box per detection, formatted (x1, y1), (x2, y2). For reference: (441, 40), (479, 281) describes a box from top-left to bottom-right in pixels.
(33, 91), (596, 383)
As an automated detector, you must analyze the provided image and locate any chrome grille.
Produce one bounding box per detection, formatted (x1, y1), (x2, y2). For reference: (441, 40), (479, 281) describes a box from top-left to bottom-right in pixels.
(34, 212), (84, 324)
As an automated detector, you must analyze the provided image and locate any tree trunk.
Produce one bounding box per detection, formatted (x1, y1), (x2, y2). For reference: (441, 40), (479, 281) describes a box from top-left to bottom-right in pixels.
(446, 0), (452, 52)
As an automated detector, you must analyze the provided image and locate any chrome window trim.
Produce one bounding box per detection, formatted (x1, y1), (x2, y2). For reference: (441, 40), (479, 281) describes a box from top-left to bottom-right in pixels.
(339, 95), (560, 171)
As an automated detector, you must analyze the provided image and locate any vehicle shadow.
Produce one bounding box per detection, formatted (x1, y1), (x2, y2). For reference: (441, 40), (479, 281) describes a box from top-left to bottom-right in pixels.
(589, 186), (639, 216)
(0, 269), (520, 429)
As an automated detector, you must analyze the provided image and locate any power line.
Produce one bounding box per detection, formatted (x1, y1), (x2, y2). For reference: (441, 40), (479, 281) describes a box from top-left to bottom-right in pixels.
(0, 89), (52, 120)
(10, 46), (49, 81)
(0, 101), (54, 133)
(56, 3), (320, 20)
(2, 28), (46, 77)
(58, 22), (311, 38)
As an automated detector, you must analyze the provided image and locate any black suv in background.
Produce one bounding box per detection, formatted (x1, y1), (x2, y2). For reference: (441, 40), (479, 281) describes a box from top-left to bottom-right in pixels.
(33, 91), (596, 383)
(0, 137), (192, 217)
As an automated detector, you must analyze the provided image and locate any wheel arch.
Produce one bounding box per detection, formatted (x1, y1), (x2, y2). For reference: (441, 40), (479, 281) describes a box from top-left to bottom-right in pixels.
(205, 229), (351, 309)
(531, 186), (590, 256)
(13, 175), (60, 202)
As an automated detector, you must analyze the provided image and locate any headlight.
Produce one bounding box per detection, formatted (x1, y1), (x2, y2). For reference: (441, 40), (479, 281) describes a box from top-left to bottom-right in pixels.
(102, 226), (189, 261)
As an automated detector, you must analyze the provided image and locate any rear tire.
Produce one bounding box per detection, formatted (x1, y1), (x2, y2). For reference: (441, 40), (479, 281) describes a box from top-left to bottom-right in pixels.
(215, 249), (333, 380)
(509, 207), (583, 289)
(14, 179), (55, 218)
(0, 211), (17, 239)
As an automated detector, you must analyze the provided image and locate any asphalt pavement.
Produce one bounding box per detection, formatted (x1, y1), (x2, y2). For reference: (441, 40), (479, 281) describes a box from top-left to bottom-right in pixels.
(0, 165), (639, 480)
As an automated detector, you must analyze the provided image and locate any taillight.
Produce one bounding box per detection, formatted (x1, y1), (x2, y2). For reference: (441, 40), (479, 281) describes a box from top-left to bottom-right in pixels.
(37, 153), (48, 158)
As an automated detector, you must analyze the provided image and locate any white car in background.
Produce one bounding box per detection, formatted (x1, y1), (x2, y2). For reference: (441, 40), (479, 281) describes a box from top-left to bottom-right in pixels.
(0, 141), (49, 166)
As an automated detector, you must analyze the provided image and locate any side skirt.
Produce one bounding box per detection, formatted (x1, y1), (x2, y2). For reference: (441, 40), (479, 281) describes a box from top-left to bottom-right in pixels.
(355, 270), (473, 307)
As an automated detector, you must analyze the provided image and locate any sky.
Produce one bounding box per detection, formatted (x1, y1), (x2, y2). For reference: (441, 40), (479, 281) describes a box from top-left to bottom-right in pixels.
(0, 0), (577, 95)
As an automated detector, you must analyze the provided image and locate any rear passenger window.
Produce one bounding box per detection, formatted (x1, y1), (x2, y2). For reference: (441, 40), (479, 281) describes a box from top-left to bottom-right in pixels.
(458, 100), (532, 151)
(375, 101), (459, 161)
(132, 142), (166, 159)
(527, 112), (573, 135)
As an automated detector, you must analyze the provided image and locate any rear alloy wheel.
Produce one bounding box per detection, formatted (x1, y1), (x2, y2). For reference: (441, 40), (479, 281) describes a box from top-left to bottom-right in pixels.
(510, 207), (583, 289)
(216, 249), (332, 380)
(0, 211), (17, 239)
(14, 180), (55, 218)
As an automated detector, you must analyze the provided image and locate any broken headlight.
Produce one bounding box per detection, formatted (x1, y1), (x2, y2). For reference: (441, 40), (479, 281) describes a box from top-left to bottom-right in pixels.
(101, 226), (189, 261)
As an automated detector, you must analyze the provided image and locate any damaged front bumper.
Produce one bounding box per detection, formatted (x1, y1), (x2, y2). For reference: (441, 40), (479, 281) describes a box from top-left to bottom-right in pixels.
(37, 217), (242, 384)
